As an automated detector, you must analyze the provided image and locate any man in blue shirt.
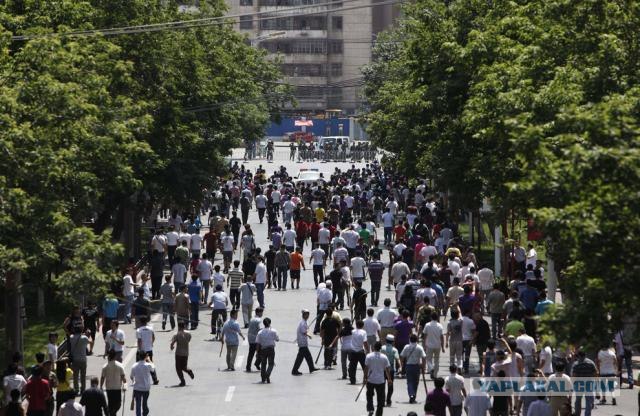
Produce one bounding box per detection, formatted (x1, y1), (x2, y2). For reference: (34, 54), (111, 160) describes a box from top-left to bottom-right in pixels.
(187, 276), (202, 330)
(534, 291), (554, 315)
(101, 292), (120, 338)
(221, 310), (245, 371)
(519, 281), (539, 311)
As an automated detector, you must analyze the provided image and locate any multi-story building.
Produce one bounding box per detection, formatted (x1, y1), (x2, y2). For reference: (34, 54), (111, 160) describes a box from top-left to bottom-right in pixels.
(226, 0), (398, 116)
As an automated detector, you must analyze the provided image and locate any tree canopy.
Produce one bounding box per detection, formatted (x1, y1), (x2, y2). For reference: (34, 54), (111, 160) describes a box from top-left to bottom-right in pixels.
(0, 0), (290, 308)
(364, 0), (640, 347)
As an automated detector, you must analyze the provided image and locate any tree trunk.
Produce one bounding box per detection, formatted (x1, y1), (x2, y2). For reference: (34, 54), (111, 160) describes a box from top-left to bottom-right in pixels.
(37, 284), (45, 318)
(4, 269), (24, 367)
(476, 209), (487, 244)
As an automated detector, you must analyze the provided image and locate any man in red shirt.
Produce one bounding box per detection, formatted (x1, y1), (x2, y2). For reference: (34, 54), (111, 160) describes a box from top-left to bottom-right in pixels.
(295, 220), (308, 249)
(203, 229), (217, 260)
(25, 365), (50, 416)
(309, 219), (321, 246)
(289, 247), (306, 290)
(393, 222), (407, 242)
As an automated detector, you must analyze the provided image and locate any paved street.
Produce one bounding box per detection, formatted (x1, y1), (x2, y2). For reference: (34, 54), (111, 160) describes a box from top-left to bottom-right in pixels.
(81, 148), (638, 416)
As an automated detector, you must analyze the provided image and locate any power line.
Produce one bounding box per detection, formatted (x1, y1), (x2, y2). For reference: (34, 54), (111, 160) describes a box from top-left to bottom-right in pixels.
(11, 0), (404, 41)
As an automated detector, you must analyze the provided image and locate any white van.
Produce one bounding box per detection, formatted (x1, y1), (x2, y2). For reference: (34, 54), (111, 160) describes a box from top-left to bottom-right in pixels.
(316, 136), (351, 153)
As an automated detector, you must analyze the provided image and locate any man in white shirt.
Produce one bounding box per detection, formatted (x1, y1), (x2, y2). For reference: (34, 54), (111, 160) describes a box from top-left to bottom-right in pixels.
(130, 351), (155, 416)
(385, 198), (399, 216)
(209, 285), (229, 335)
(363, 342), (392, 416)
(255, 192), (268, 224)
(381, 208), (395, 245)
(363, 308), (381, 352)
(422, 312), (445, 378)
(136, 317), (158, 384)
(445, 364), (467, 416)
(150, 229), (167, 256)
(178, 231), (191, 250)
(318, 224), (331, 254)
(342, 226), (360, 254)
(282, 198), (296, 223)
(420, 244), (437, 263)
(170, 261), (187, 292)
(283, 223), (297, 252)
(165, 226), (180, 266)
(100, 350), (126, 415)
(464, 380), (492, 416)
(220, 229), (235, 273)
(348, 320), (369, 384)
(310, 243), (326, 288)
(526, 243), (537, 269)
(400, 334), (426, 403)
(477, 266), (494, 313)
(377, 298), (398, 341)
(350, 255), (367, 282)
(256, 318), (279, 383)
(291, 310), (318, 375)
(105, 321), (125, 362)
(314, 282), (333, 334)
(122, 272), (136, 324)
(197, 253), (214, 302)
(390, 260), (410, 286)
(239, 278), (256, 328)
(461, 314), (476, 374)
(190, 232), (203, 257)
(270, 189), (281, 214)
(516, 328), (537, 373)
(332, 242), (349, 266)
(253, 257), (268, 309)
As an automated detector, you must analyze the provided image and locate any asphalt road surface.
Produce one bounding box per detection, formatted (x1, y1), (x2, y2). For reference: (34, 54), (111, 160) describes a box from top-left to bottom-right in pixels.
(81, 147), (638, 416)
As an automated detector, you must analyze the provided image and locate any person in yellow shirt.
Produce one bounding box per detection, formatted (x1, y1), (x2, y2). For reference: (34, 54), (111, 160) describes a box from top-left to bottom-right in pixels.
(55, 358), (74, 412)
(315, 205), (326, 223)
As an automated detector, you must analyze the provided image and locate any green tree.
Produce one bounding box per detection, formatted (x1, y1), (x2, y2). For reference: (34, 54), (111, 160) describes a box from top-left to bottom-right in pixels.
(365, 0), (640, 346)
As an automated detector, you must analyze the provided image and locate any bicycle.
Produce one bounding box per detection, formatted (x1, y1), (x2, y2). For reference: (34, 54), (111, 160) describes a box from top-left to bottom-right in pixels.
(215, 313), (224, 341)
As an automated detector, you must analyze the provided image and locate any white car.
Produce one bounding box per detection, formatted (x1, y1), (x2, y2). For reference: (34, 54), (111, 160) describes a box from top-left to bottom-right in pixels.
(292, 169), (325, 186)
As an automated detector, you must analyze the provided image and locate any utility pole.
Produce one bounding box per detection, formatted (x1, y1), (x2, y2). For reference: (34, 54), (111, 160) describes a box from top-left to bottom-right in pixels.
(4, 269), (24, 366)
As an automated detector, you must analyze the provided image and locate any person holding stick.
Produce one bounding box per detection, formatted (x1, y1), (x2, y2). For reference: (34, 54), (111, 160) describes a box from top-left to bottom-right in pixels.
(363, 341), (392, 416)
(291, 309), (319, 375)
(170, 322), (194, 387)
(221, 309), (245, 371)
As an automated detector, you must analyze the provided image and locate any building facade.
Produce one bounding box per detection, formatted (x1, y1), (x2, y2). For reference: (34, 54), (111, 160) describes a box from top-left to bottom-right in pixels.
(226, 0), (398, 115)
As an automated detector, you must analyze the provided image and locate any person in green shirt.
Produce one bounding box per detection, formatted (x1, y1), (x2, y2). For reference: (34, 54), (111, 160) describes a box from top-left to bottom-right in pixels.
(358, 222), (371, 245)
(504, 317), (525, 337)
(175, 240), (190, 267)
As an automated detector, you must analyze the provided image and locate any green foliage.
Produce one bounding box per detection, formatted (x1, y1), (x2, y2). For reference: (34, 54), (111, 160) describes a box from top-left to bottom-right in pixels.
(0, 0), (290, 309)
(365, 0), (640, 346)
(55, 229), (124, 304)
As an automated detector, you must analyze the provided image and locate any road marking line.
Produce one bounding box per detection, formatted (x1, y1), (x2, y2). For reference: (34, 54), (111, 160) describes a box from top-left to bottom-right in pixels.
(242, 338), (248, 346)
(225, 386), (236, 402)
(123, 347), (137, 367)
(235, 355), (244, 368)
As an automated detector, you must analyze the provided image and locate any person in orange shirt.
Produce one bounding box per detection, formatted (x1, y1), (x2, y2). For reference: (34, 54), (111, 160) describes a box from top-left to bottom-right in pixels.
(289, 247), (307, 290)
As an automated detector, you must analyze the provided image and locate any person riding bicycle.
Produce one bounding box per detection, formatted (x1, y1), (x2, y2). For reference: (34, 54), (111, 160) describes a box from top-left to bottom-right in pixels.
(208, 284), (228, 337)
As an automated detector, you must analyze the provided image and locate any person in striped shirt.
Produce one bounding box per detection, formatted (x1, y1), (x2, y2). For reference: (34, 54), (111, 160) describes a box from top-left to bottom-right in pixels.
(227, 260), (244, 310)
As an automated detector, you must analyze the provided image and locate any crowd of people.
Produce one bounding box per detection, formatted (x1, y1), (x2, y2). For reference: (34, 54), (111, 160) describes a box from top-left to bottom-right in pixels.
(2, 158), (636, 416)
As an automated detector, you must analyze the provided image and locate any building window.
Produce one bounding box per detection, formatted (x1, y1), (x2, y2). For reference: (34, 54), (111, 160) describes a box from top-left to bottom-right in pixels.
(328, 39), (343, 54)
(260, 16), (326, 30)
(239, 15), (253, 29)
(240, 0), (253, 5)
(330, 63), (342, 76)
(332, 16), (343, 30)
(281, 63), (326, 77)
